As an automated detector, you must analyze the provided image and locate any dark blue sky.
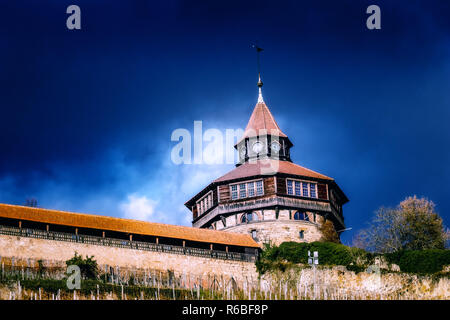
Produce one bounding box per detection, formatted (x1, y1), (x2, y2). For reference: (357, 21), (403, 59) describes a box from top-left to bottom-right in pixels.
(1, 1), (449, 244)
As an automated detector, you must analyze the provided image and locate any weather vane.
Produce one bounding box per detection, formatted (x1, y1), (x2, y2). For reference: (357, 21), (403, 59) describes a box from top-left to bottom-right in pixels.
(251, 43), (264, 87)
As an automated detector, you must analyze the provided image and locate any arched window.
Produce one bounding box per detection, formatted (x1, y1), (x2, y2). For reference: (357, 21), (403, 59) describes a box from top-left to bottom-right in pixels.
(241, 212), (259, 223)
(293, 211), (309, 221)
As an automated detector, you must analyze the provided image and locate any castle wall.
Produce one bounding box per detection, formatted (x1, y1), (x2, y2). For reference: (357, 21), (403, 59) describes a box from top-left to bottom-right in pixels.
(0, 234), (258, 286)
(1, 235), (447, 300)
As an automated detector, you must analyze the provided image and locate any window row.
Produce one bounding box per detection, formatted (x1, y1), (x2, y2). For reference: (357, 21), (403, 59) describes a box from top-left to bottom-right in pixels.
(230, 180), (264, 200)
(286, 179), (317, 198)
(196, 191), (213, 216)
(239, 211), (314, 223)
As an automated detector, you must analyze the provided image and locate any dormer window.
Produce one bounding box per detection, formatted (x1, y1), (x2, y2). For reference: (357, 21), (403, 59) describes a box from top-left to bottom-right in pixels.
(286, 179), (318, 199)
(230, 180), (264, 200)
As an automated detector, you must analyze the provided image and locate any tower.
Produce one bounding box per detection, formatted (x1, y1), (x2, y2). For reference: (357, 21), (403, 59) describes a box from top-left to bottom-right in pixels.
(235, 74), (293, 165)
(185, 70), (348, 245)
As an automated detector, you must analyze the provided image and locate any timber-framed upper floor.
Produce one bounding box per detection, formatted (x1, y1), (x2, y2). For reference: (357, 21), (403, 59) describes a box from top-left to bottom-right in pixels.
(185, 160), (348, 230)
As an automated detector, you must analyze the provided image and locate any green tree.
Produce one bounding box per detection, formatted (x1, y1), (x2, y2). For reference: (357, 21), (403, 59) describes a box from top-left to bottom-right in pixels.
(355, 196), (449, 253)
(66, 252), (99, 280)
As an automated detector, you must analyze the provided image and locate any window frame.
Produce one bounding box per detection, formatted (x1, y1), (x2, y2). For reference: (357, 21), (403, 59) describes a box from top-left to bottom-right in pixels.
(293, 211), (309, 221)
(286, 178), (318, 199)
(231, 184), (238, 200)
(241, 212), (259, 223)
(229, 179), (264, 200)
(196, 191), (214, 216)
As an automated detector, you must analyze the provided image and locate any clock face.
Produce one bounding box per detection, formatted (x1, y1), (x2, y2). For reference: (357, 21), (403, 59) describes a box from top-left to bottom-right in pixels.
(271, 141), (281, 153)
(252, 141), (264, 154)
(239, 146), (247, 157)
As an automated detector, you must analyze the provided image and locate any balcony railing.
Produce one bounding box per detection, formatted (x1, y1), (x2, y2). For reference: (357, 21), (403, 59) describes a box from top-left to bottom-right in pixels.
(194, 195), (345, 228)
(0, 225), (257, 263)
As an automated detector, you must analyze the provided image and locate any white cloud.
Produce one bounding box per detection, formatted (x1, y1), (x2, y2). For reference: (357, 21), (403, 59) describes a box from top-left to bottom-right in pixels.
(120, 194), (158, 221)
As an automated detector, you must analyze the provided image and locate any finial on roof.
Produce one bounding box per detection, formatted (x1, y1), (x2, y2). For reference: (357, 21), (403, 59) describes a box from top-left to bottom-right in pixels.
(257, 73), (264, 103)
(252, 43), (264, 103)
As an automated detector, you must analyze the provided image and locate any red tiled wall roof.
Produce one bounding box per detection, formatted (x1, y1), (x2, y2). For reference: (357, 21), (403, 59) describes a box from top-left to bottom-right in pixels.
(0, 204), (260, 248)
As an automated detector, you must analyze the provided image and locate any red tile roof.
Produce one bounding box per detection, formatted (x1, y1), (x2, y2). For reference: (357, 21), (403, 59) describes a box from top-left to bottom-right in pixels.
(0, 203), (260, 248)
(238, 102), (287, 144)
(214, 159), (333, 182)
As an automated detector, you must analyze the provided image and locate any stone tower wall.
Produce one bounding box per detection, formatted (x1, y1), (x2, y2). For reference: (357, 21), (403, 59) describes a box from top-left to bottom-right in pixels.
(219, 209), (324, 245)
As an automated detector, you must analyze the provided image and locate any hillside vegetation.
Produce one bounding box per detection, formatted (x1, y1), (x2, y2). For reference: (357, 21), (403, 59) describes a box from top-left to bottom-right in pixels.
(256, 241), (450, 275)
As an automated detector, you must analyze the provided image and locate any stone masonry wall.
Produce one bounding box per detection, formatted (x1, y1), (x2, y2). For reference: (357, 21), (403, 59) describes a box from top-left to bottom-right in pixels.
(259, 266), (449, 300)
(0, 234), (258, 287)
(220, 209), (324, 245)
(1, 234), (447, 299)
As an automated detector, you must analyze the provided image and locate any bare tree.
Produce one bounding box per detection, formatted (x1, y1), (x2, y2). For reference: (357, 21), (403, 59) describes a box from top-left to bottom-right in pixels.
(354, 196), (448, 253)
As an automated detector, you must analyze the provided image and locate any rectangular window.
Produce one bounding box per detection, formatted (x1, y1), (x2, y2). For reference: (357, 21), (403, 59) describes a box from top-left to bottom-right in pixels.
(230, 180), (263, 200)
(256, 180), (263, 196)
(310, 184), (317, 198)
(287, 179), (293, 195)
(302, 182), (309, 197)
(231, 185), (238, 200)
(239, 183), (246, 198)
(299, 230), (304, 239)
(197, 191), (213, 215)
(286, 179), (318, 199)
(247, 182), (255, 197)
(294, 181), (301, 196)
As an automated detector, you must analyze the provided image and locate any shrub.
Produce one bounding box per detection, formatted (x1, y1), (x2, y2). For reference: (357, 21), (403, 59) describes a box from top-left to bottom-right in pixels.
(256, 241), (450, 275)
(256, 241), (363, 274)
(65, 252), (99, 280)
(385, 249), (450, 274)
(255, 243), (282, 274)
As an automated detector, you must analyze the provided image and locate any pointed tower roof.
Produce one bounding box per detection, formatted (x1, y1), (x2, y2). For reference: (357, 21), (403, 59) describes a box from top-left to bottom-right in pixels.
(242, 101), (287, 139)
(236, 77), (288, 145)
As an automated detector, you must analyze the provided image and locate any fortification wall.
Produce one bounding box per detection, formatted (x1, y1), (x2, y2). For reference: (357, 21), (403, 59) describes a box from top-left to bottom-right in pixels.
(259, 266), (450, 300)
(1, 234), (448, 300)
(0, 234), (258, 286)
